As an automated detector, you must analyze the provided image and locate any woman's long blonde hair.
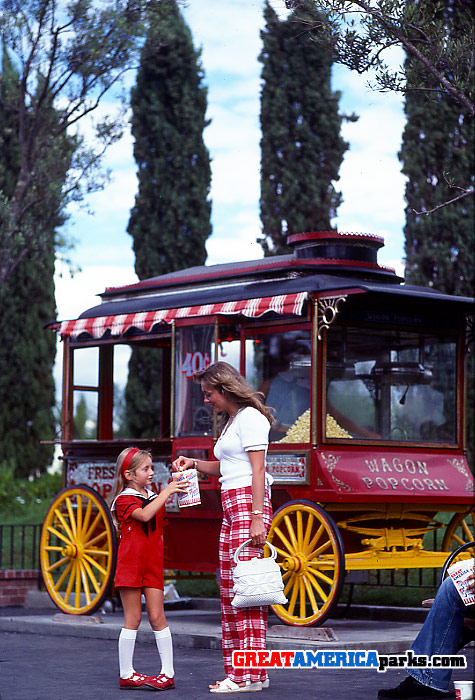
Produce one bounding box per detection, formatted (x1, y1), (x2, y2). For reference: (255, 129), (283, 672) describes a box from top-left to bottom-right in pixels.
(194, 361), (274, 432)
(109, 447), (151, 529)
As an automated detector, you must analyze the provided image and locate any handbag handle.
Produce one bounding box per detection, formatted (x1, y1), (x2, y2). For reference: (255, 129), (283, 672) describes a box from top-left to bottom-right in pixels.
(233, 539), (278, 565)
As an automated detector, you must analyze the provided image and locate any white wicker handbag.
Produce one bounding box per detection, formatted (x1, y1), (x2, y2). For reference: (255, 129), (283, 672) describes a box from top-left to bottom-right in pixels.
(231, 539), (288, 608)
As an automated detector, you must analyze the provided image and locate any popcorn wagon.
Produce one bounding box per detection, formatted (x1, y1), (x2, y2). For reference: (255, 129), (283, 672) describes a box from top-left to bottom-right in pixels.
(41, 231), (474, 624)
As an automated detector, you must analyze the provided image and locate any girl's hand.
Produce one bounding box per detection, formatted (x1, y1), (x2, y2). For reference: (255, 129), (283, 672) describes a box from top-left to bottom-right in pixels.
(164, 477), (189, 497)
(172, 455), (194, 472)
(250, 515), (266, 547)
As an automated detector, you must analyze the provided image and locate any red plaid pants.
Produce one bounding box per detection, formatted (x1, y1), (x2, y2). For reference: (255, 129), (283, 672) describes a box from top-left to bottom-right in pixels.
(219, 485), (272, 684)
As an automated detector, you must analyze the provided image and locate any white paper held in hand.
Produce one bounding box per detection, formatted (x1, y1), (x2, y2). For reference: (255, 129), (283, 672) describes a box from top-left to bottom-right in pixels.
(172, 468), (201, 508)
(447, 558), (475, 606)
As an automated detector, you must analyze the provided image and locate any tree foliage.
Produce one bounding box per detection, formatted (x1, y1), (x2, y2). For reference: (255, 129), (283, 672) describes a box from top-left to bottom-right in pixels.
(0, 0), (158, 287)
(0, 46), (73, 477)
(259, 1), (352, 255)
(288, 0), (474, 115)
(126, 0), (211, 437)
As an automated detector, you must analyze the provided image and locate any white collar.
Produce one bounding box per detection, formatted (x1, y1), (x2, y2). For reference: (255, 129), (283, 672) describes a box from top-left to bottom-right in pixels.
(111, 487), (156, 511)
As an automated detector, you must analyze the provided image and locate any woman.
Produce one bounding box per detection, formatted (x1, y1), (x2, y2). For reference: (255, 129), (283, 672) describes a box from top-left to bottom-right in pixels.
(172, 361), (274, 694)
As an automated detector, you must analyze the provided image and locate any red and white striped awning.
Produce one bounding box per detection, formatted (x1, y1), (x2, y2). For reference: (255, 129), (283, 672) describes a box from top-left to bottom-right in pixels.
(57, 292), (308, 339)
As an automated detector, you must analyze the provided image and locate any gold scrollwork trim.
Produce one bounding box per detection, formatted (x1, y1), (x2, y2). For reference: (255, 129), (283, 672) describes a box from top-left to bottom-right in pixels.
(317, 296), (347, 339)
(320, 452), (355, 492)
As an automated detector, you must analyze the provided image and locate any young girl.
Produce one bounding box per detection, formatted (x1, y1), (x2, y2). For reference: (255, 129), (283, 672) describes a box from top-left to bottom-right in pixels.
(110, 447), (188, 691)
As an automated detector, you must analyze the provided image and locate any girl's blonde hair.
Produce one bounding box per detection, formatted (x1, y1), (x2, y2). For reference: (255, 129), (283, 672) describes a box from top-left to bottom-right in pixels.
(194, 361), (274, 431)
(110, 447), (151, 529)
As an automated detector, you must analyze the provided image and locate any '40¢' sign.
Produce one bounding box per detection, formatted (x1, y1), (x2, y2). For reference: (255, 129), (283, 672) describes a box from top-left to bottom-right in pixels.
(181, 351), (211, 377)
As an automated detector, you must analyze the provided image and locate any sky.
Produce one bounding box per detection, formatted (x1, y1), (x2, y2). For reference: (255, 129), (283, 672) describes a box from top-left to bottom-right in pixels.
(53, 0), (407, 394)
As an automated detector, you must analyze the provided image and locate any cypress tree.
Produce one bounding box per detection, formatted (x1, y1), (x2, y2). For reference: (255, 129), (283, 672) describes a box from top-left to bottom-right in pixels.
(0, 49), (72, 477)
(126, 1), (211, 437)
(259, 1), (352, 255)
(399, 0), (474, 465)
(400, 3), (474, 296)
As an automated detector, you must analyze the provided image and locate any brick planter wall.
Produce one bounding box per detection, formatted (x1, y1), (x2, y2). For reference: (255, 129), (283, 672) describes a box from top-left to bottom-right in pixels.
(0, 570), (41, 607)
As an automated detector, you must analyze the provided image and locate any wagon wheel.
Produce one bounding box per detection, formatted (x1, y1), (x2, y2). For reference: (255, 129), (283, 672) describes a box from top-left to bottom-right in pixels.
(439, 541), (475, 586)
(40, 485), (117, 615)
(267, 500), (345, 627)
(442, 509), (475, 553)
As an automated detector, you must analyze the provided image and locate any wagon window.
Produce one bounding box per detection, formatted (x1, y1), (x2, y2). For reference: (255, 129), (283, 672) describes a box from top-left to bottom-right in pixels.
(245, 329), (311, 443)
(324, 327), (457, 444)
(174, 323), (242, 437)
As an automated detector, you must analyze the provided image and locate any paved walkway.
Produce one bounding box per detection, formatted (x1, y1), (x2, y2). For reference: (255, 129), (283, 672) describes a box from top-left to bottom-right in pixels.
(0, 593), (455, 654)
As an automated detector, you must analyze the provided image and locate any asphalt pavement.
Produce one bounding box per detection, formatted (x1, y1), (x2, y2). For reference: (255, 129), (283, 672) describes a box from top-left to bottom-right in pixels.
(0, 594), (473, 700)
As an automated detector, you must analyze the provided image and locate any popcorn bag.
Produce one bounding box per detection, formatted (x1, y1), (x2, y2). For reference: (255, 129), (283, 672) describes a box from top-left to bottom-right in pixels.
(172, 468), (201, 508)
(447, 558), (475, 606)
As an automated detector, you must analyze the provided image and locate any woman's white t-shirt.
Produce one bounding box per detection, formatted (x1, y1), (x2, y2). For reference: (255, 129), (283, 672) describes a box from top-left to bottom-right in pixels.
(214, 406), (273, 490)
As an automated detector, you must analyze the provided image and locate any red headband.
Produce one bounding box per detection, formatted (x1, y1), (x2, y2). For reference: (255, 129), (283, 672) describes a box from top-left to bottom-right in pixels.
(121, 448), (141, 477)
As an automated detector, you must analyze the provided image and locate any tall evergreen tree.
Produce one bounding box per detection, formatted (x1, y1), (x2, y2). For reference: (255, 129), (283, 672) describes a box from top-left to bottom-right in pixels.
(126, 1), (211, 437)
(399, 0), (474, 466)
(399, 2), (474, 297)
(0, 48), (73, 477)
(259, 1), (352, 255)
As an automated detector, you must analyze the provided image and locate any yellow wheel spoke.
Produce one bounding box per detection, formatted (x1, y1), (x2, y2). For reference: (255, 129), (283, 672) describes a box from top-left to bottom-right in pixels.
(299, 577), (306, 619)
(83, 553), (107, 577)
(81, 558), (101, 595)
(287, 574), (300, 615)
(84, 531), (107, 549)
(76, 494), (83, 540)
(75, 561), (82, 608)
(305, 524), (324, 555)
(80, 497), (93, 538)
(47, 525), (73, 547)
(306, 566), (334, 586)
(283, 572), (296, 595)
(66, 497), (77, 539)
(79, 561), (92, 604)
(47, 556), (69, 573)
(296, 510), (303, 549)
(452, 533), (466, 547)
(65, 560), (76, 601)
(53, 560), (73, 591)
(305, 569), (329, 603)
(308, 539), (332, 559)
(302, 512), (314, 551)
(273, 526), (294, 554)
(44, 546), (64, 552)
(302, 574), (319, 613)
(83, 512), (103, 545)
(84, 548), (110, 558)
(462, 519), (472, 541)
(273, 544), (290, 559)
(283, 514), (299, 551)
(52, 510), (74, 542)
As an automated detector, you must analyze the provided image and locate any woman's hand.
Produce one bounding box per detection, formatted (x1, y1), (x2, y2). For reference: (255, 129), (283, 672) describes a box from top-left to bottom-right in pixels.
(250, 514), (266, 547)
(172, 455), (193, 472)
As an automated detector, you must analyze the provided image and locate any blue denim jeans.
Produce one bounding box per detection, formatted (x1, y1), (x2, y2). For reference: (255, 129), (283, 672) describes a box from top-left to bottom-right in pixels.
(407, 577), (472, 691)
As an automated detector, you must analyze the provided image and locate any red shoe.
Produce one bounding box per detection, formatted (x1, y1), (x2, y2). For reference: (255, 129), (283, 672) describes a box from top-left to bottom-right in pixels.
(120, 672), (153, 689)
(145, 674), (175, 691)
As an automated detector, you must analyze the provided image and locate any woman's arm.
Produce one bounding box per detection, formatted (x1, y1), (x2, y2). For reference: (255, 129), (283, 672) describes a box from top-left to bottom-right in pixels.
(131, 479), (188, 523)
(248, 449), (267, 546)
(172, 455), (221, 478)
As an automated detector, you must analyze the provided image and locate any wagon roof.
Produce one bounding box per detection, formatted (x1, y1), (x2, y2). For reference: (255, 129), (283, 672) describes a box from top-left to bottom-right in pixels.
(86, 272), (472, 318)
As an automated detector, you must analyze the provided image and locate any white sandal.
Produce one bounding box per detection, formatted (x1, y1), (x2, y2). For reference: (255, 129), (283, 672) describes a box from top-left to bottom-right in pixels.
(209, 678), (263, 693)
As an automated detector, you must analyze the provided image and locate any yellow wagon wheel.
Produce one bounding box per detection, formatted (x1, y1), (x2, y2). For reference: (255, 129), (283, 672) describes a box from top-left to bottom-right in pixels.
(40, 485), (117, 615)
(267, 500), (344, 627)
(442, 508), (475, 554)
